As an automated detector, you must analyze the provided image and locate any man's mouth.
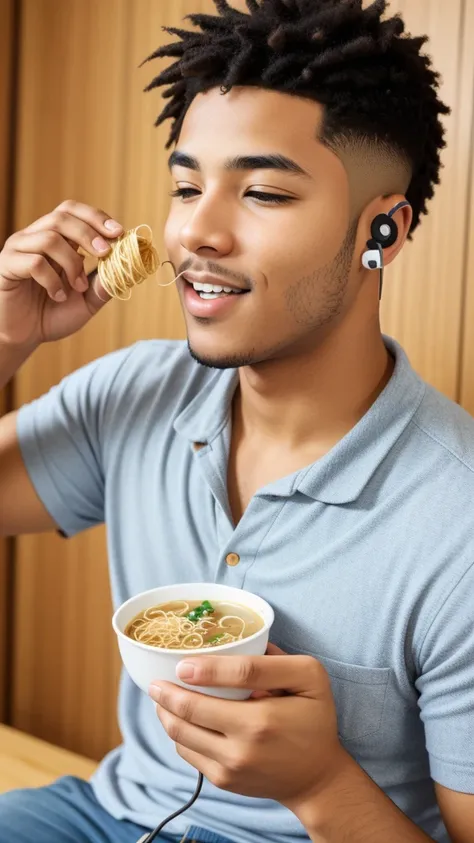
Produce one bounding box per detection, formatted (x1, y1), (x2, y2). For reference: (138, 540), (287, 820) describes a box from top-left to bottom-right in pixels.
(185, 278), (250, 300)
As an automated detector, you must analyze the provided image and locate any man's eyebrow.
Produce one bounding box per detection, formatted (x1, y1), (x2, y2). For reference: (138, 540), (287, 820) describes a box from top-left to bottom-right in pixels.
(167, 150), (311, 178)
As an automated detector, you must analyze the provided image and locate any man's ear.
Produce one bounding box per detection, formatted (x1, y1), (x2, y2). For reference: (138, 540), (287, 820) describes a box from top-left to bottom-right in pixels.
(359, 195), (413, 270)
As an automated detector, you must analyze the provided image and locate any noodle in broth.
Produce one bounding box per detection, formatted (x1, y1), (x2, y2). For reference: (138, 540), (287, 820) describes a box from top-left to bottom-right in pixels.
(125, 599), (263, 650)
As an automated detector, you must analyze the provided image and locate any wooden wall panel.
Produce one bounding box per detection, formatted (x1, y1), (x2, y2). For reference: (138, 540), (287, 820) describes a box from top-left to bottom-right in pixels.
(11, 0), (136, 759)
(0, 0), (17, 724)
(10, 0), (215, 760)
(459, 0), (474, 414)
(0, 394), (8, 721)
(380, 0), (471, 401)
(9, 0), (469, 760)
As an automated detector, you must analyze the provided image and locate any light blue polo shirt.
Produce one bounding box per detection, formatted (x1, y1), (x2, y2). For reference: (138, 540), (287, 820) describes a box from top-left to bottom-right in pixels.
(16, 336), (474, 843)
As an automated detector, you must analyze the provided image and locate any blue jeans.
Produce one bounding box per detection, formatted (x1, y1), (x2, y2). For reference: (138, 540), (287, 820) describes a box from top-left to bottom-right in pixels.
(0, 776), (235, 843)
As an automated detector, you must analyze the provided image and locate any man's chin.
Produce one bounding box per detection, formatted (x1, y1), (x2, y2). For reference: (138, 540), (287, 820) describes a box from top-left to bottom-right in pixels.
(186, 339), (259, 370)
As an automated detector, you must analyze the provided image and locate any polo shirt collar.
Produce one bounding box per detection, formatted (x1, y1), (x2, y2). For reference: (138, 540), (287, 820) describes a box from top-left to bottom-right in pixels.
(173, 365), (238, 446)
(173, 336), (426, 505)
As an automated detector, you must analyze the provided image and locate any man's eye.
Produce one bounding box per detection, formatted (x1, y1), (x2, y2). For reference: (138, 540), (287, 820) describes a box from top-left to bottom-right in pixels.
(245, 191), (293, 205)
(169, 188), (200, 200)
(169, 188), (292, 205)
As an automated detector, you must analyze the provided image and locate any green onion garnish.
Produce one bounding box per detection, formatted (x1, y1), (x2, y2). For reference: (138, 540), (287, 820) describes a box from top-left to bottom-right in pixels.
(186, 600), (215, 623)
(208, 633), (225, 644)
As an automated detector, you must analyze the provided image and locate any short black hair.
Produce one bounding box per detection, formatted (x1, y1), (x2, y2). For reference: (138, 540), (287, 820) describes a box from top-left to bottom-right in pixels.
(141, 0), (451, 240)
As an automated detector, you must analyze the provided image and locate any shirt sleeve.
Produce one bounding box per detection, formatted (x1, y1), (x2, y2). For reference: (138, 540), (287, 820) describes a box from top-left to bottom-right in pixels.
(16, 344), (138, 538)
(415, 560), (474, 792)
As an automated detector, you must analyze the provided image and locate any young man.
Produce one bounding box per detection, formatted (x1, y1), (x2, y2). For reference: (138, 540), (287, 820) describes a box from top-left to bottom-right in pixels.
(0, 1), (472, 842)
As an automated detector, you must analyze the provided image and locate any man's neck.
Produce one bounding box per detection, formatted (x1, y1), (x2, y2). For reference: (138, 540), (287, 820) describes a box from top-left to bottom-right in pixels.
(235, 319), (394, 454)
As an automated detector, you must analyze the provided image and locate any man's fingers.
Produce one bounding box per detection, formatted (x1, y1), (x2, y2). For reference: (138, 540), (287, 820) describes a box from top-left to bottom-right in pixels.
(156, 703), (228, 763)
(266, 642), (286, 656)
(25, 202), (123, 246)
(175, 654), (325, 694)
(173, 744), (222, 785)
(150, 681), (247, 734)
(84, 269), (111, 308)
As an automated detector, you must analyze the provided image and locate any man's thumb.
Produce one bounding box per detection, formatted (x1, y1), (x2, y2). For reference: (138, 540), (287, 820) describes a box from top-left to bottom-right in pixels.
(84, 270), (112, 312)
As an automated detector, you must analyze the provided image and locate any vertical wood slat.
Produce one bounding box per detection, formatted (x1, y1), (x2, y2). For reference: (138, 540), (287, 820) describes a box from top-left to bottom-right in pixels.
(380, 0), (472, 401)
(459, 0), (474, 412)
(0, 0), (18, 724)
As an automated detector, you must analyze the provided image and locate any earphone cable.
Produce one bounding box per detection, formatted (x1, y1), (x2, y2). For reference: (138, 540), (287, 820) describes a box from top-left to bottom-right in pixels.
(379, 263), (385, 300)
(142, 772), (204, 843)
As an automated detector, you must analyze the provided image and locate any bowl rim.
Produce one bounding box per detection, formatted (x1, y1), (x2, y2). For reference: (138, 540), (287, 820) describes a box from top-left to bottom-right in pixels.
(112, 583), (274, 656)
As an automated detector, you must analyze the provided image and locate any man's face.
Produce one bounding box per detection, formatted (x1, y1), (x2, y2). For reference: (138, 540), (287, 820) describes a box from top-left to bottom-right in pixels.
(164, 86), (360, 369)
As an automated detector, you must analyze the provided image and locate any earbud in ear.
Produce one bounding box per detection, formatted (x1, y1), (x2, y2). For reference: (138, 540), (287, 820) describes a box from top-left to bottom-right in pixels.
(371, 214), (398, 248)
(361, 200), (411, 282)
(362, 250), (382, 270)
(362, 241), (383, 270)
(362, 213), (397, 271)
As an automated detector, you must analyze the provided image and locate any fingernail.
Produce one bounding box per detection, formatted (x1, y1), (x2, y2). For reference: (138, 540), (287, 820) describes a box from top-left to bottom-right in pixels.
(176, 662), (195, 680)
(149, 684), (161, 701)
(54, 290), (67, 302)
(92, 236), (110, 253)
(104, 219), (122, 232)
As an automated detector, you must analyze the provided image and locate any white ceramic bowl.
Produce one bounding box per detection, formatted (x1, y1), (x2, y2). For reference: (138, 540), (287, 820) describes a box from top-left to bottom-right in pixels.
(112, 582), (274, 700)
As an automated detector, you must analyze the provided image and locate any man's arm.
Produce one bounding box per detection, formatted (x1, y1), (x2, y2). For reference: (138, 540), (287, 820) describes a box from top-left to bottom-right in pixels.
(149, 650), (474, 843)
(0, 410), (57, 536)
(293, 751), (438, 843)
(0, 202), (126, 537)
(0, 343), (57, 536)
(0, 340), (35, 393)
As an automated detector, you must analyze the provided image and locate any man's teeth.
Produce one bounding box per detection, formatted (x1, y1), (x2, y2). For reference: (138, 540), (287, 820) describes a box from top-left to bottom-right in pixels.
(192, 281), (243, 298)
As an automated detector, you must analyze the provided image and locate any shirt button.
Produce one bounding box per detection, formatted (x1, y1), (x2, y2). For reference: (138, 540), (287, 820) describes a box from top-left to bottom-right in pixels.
(225, 552), (240, 567)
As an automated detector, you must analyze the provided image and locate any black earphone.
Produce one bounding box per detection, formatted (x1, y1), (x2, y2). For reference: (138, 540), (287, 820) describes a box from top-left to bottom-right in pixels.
(361, 200), (411, 299)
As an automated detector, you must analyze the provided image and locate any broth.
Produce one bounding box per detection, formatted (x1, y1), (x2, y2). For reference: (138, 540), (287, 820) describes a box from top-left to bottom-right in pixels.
(125, 598), (264, 650)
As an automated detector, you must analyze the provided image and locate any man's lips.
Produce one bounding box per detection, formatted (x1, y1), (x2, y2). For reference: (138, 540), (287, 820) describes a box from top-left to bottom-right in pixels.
(181, 278), (250, 318)
(182, 270), (251, 293)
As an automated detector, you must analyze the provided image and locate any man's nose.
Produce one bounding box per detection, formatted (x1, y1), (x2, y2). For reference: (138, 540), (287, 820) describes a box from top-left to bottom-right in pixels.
(179, 196), (234, 256)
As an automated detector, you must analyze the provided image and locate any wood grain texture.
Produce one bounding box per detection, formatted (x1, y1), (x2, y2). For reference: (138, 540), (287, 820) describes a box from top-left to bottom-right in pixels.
(0, 0), (16, 724)
(459, 0), (474, 413)
(0, 724), (96, 792)
(11, 0), (212, 761)
(9, 0), (471, 760)
(11, 0), (139, 758)
(380, 0), (471, 400)
(0, 0), (15, 237)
